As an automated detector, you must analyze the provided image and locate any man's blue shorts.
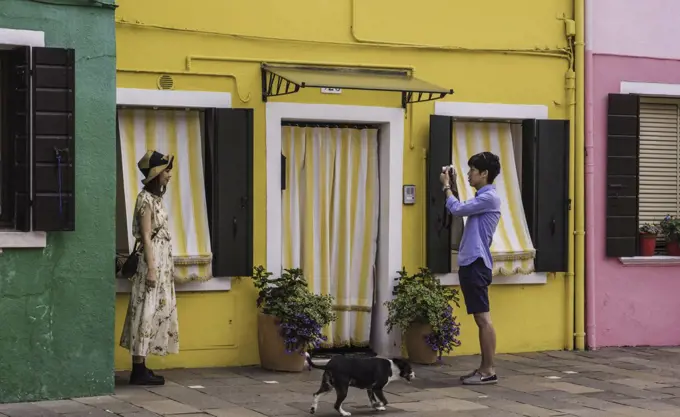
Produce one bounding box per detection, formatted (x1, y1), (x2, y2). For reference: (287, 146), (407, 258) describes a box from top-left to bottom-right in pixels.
(458, 257), (492, 315)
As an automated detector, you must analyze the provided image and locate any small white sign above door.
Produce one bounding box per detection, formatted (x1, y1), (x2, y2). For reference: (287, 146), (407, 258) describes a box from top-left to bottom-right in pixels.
(321, 87), (342, 94)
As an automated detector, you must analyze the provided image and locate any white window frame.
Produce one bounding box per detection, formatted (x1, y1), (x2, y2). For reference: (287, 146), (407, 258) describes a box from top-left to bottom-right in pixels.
(0, 28), (48, 250)
(617, 81), (680, 266)
(434, 101), (551, 285)
(266, 102), (404, 358)
(115, 87), (233, 292)
(621, 82), (680, 97)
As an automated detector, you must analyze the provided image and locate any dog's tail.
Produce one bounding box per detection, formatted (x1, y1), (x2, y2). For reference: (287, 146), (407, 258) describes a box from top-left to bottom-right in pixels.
(305, 352), (328, 371)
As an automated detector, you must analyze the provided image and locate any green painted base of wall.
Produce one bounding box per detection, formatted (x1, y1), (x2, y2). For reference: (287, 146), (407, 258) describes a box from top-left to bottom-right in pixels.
(0, 0), (116, 403)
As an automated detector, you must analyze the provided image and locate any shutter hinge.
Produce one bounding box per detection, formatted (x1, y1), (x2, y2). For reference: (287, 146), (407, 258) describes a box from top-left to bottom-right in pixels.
(29, 199), (33, 206)
(568, 199), (572, 210)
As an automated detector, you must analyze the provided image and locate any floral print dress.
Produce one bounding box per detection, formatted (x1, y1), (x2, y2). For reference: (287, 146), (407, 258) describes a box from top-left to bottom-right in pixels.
(120, 190), (179, 357)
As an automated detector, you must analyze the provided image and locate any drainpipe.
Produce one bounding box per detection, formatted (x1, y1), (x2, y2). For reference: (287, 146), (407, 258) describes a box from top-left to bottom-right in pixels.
(583, 0), (597, 349)
(565, 68), (576, 351)
(574, 0), (587, 350)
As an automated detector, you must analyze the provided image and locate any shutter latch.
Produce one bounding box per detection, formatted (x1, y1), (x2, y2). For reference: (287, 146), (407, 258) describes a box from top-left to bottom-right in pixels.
(54, 147), (69, 218)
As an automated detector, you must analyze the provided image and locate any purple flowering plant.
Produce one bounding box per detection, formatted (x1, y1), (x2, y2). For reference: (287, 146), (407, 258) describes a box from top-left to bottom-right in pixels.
(251, 266), (337, 353)
(660, 215), (680, 242)
(384, 267), (462, 359)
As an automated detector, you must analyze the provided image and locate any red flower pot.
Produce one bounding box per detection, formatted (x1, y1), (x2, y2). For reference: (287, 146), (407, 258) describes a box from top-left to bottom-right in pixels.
(667, 240), (680, 257)
(639, 234), (657, 256)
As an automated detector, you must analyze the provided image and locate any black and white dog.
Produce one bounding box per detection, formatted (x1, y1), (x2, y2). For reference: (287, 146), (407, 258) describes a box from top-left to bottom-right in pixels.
(305, 352), (415, 416)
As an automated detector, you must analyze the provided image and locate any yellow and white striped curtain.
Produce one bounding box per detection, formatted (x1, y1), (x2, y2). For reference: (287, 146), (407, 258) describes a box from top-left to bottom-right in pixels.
(118, 109), (213, 283)
(282, 126), (380, 348)
(451, 122), (535, 276)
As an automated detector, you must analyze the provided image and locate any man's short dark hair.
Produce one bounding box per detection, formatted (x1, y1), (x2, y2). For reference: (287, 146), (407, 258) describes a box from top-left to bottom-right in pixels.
(468, 152), (501, 184)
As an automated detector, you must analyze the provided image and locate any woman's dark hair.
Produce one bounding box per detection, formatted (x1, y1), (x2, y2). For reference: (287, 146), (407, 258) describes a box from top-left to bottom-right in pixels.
(143, 176), (165, 197)
(468, 152), (501, 184)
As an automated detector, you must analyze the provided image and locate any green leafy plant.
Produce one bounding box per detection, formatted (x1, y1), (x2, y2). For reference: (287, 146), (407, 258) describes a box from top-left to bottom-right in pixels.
(639, 222), (661, 235)
(660, 215), (680, 242)
(384, 267), (462, 358)
(251, 265), (337, 352)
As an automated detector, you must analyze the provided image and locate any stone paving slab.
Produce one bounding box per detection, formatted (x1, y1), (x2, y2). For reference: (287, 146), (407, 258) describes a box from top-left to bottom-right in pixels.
(7, 348), (680, 416)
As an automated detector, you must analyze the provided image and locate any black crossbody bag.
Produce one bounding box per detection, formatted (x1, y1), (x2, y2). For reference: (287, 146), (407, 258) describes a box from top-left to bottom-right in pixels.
(118, 228), (161, 279)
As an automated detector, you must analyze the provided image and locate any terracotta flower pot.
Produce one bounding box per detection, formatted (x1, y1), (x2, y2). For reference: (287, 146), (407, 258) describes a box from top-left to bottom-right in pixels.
(257, 312), (305, 372)
(639, 234), (657, 256)
(404, 323), (438, 365)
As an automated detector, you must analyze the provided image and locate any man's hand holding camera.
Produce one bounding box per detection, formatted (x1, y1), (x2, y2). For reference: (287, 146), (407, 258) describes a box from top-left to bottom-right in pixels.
(440, 165), (457, 194)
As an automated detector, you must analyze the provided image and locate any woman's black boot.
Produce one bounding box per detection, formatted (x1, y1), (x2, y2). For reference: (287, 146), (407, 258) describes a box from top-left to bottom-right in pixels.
(143, 361), (165, 383)
(129, 362), (165, 385)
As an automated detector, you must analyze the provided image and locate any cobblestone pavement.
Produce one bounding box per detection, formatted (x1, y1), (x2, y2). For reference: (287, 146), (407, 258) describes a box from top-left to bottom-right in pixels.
(7, 348), (680, 416)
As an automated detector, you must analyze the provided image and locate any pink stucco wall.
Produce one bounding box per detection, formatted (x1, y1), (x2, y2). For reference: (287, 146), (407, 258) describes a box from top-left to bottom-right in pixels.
(587, 53), (680, 348)
(589, 0), (680, 60)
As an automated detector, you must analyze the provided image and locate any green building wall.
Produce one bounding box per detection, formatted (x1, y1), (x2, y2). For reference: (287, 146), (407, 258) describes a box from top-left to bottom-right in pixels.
(0, 0), (116, 403)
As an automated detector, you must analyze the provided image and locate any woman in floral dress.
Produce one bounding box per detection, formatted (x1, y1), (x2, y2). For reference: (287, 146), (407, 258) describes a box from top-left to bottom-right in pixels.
(120, 150), (179, 386)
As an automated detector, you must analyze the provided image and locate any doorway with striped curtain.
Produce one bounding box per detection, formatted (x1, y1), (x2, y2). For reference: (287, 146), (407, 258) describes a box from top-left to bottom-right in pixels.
(281, 122), (380, 352)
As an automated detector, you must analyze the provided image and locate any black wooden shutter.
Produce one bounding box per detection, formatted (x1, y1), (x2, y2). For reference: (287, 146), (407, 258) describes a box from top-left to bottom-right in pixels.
(521, 119), (570, 272)
(32, 47), (76, 231)
(427, 115), (453, 274)
(7, 46), (31, 231)
(207, 108), (254, 277)
(605, 94), (639, 257)
(281, 153), (287, 190)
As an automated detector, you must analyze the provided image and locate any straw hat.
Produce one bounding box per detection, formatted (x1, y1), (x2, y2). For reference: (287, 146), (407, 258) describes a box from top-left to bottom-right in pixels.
(137, 150), (174, 185)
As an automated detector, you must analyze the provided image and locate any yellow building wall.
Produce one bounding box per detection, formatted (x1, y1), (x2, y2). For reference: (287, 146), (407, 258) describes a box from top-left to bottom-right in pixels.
(114, 0), (574, 370)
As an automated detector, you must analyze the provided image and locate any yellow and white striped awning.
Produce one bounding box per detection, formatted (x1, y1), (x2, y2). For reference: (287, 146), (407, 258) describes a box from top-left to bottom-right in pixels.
(451, 122), (536, 276)
(118, 108), (213, 283)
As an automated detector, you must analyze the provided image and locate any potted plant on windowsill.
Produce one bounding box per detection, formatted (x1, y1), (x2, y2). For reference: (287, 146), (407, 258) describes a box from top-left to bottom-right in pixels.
(384, 267), (462, 365)
(660, 215), (680, 257)
(639, 223), (661, 257)
(250, 266), (337, 372)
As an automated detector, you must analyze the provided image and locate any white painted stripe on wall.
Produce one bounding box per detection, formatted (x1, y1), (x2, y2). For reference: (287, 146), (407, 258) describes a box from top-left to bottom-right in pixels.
(621, 81), (680, 97)
(439, 273), (547, 286)
(0, 28), (45, 47)
(117, 277), (231, 292)
(435, 102), (549, 120)
(117, 88), (232, 109)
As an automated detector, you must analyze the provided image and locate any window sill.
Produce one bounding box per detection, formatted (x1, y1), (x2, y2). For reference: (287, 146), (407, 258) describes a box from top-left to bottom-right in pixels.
(0, 231), (47, 250)
(436, 272), (548, 286)
(618, 256), (680, 266)
(115, 277), (232, 293)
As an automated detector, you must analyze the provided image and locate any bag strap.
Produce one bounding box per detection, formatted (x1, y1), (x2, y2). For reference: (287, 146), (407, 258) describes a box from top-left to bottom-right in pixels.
(132, 226), (162, 253)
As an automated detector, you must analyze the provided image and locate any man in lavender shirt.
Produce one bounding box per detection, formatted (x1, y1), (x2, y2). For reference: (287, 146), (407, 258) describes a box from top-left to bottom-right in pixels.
(440, 151), (501, 385)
